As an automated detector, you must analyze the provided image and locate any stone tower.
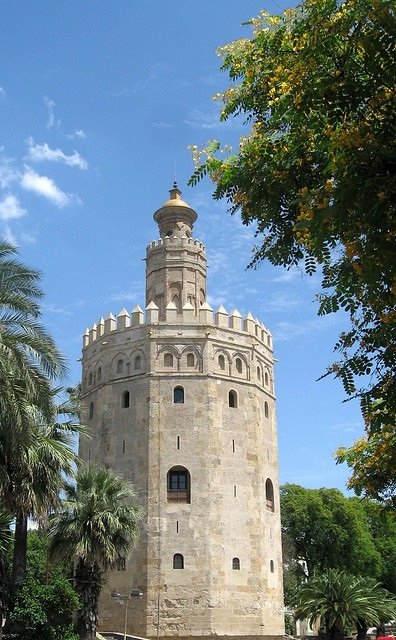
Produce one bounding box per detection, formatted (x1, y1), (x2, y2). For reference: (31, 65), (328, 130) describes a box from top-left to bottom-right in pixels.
(79, 185), (284, 640)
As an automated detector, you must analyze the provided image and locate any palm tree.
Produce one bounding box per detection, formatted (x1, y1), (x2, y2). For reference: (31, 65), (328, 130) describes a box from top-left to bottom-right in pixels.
(0, 238), (68, 590)
(49, 467), (142, 640)
(293, 569), (396, 640)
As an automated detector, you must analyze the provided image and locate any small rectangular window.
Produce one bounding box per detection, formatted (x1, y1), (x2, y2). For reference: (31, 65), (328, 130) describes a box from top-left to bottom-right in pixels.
(234, 485), (237, 497)
(122, 440), (125, 454)
(177, 436), (180, 450)
(176, 520), (179, 534)
(232, 439), (235, 453)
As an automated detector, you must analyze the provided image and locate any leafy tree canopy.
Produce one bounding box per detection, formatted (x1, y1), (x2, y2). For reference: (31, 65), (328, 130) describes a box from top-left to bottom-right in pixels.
(280, 484), (389, 582)
(189, 0), (396, 504)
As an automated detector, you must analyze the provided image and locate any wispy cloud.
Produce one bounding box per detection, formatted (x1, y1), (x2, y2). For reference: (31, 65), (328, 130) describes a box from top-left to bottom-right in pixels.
(108, 289), (141, 303)
(266, 292), (301, 312)
(26, 138), (88, 170)
(0, 160), (19, 189)
(0, 193), (27, 220)
(184, 109), (224, 130)
(20, 166), (71, 207)
(153, 121), (172, 129)
(66, 129), (86, 140)
(44, 96), (60, 129)
(326, 420), (362, 435)
(0, 87), (5, 99)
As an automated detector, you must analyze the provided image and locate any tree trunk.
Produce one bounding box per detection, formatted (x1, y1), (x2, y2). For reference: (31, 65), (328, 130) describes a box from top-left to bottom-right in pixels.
(75, 558), (103, 640)
(12, 512), (28, 588)
(329, 623), (345, 640)
(357, 619), (368, 640)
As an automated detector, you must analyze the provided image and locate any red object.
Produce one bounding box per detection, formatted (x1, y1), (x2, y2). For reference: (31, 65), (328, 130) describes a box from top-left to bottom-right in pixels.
(376, 636), (395, 640)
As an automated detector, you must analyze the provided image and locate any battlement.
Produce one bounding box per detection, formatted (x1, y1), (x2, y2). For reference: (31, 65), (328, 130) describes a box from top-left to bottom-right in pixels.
(83, 301), (272, 350)
(146, 236), (205, 254)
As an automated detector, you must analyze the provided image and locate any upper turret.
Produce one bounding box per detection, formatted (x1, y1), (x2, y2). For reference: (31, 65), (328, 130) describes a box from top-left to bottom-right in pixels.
(146, 184), (207, 320)
(154, 182), (197, 239)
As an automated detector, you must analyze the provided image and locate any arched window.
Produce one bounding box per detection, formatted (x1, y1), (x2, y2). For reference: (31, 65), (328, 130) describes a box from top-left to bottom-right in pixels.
(270, 560), (274, 573)
(257, 366), (261, 380)
(265, 478), (275, 512)
(173, 553), (184, 569)
(265, 371), (269, 386)
(264, 401), (269, 419)
(164, 353), (173, 367)
(88, 372), (93, 386)
(236, 358), (242, 373)
(229, 390), (237, 408)
(122, 390), (130, 408)
(218, 354), (225, 370)
(134, 355), (141, 370)
(187, 353), (195, 367)
(232, 557), (240, 570)
(173, 386), (184, 404)
(88, 401), (94, 420)
(117, 359), (124, 374)
(167, 466), (190, 503)
(97, 367), (102, 382)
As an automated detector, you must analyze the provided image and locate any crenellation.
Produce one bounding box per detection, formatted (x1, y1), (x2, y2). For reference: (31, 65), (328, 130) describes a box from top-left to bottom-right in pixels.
(117, 308), (130, 330)
(82, 303), (275, 349)
(146, 301), (159, 324)
(97, 317), (105, 337)
(131, 304), (144, 326)
(215, 305), (229, 328)
(230, 308), (242, 331)
(104, 312), (116, 334)
(244, 312), (256, 335)
(89, 323), (97, 343)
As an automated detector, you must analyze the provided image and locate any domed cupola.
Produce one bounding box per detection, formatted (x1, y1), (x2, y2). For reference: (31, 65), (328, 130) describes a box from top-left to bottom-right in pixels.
(153, 182), (197, 239)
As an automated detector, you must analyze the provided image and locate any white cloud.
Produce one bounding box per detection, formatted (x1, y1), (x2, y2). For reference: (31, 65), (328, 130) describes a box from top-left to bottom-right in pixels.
(0, 161), (19, 189)
(44, 96), (60, 129)
(26, 138), (88, 170)
(0, 87), (5, 99)
(66, 129), (86, 140)
(20, 166), (71, 207)
(0, 194), (27, 220)
(153, 121), (172, 129)
(3, 224), (17, 246)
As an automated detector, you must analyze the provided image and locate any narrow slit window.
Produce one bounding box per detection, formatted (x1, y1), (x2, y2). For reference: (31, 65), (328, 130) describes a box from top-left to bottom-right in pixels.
(134, 355), (141, 370)
(122, 440), (125, 454)
(122, 390), (130, 408)
(265, 371), (269, 386)
(232, 557), (240, 570)
(232, 439), (235, 453)
(176, 520), (179, 533)
(117, 359), (124, 374)
(265, 478), (275, 512)
(234, 485), (237, 497)
(218, 354), (225, 370)
(177, 436), (180, 450)
(88, 402), (94, 419)
(270, 560), (274, 573)
(173, 553), (184, 569)
(88, 372), (93, 386)
(229, 390), (237, 408)
(236, 358), (242, 373)
(174, 386), (184, 404)
(264, 401), (269, 418)
(97, 367), (102, 382)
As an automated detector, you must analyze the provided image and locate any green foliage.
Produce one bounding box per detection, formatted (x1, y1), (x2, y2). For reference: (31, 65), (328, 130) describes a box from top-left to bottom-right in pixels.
(292, 569), (396, 640)
(281, 484), (383, 580)
(9, 531), (79, 640)
(189, 0), (396, 505)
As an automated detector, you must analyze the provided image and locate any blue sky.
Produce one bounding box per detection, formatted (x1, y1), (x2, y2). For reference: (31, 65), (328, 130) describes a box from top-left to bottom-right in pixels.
(0, 1), (363, 491)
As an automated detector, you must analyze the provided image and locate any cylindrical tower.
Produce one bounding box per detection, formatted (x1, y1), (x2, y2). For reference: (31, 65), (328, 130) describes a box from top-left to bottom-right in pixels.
(80, 187), (284, 640)
(145, 183), (207, 319)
